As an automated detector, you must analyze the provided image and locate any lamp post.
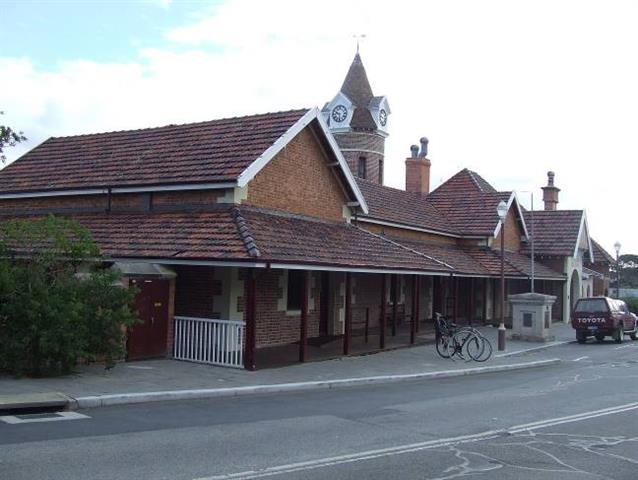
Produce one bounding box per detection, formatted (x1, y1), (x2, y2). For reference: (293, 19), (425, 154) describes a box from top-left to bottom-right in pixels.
(497, 200), (508, 351)
(614, 241), (621, 298)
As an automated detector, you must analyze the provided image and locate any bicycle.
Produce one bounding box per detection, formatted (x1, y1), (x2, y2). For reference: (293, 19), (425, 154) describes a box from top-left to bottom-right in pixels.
(434, 313), (493, 362)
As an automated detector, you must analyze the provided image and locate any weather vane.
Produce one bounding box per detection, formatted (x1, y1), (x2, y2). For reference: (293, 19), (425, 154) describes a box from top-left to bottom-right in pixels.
(353, 34), (366, 54)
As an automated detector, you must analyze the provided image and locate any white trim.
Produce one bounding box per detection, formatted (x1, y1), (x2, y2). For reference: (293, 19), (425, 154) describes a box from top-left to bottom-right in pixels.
(235, 107), (369, 214)
(236, 108), (318, 188)
(492, 192), (529, 239)
(112, 183), (235, 193)
(267, 263), (450, 276)
(110, 258), (268, 268)
(0, 182), (236, 200)
(0, 188), (106, 199)
(357, 217), (461, 238)
(314, 110), (369, 214)
(339, 148), (384, 155)
(573, 211), (594, 262)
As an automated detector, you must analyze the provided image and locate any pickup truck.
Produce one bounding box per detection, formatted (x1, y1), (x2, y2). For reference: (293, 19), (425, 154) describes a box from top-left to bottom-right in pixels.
(571, 297), (638, 344)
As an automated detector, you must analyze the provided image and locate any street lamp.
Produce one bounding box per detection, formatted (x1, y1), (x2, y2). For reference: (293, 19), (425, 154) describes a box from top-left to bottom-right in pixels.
(614, 241), (621, 298)
(497, 200), (508, 351)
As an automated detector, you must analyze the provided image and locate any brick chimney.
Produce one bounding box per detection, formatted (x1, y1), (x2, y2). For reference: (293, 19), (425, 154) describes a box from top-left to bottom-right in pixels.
(542, 171), (560, 211)
(405, 137), (431, 195)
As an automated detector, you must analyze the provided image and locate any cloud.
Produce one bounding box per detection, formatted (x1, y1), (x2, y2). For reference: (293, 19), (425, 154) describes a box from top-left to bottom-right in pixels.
(1, 0), (637, 255)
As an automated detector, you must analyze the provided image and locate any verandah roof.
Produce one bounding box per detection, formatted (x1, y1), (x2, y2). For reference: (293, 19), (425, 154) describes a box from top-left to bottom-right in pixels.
(0, 206), (563, 279)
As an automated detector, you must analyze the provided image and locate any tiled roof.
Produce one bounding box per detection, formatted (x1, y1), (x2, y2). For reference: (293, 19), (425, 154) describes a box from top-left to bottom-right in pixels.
(356, 178), (459, 235)
(423, 169), (511, 236)
(0, 109), (308, 194)
(521, 210), (584, 256)
(3, 207), (453, 272)
(590, 239), (614, 264)
(339, 53), (378, 130)
(387, 236), (563, 279)
(426, 191), (512, 236)
(430, 168), (497, 196)
(240, 208), (452, 272)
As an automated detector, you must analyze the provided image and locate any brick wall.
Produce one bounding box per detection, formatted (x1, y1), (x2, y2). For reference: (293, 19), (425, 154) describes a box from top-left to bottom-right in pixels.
(249, 269), (321, 347)
(333, 131), (385, 184)
(494, 207), (522, 251)
(360, 223), (457, 245)
(245, 129), (348, 221)
(174, 265), (221, 318)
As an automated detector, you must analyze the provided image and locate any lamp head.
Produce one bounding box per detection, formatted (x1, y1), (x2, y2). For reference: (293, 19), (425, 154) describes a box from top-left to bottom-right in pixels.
(614, 241), (621, 256)
(496, 201), (508, 222)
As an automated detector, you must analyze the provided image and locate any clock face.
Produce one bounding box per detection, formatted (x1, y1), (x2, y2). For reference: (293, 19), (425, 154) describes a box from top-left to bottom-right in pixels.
(379, 109), (387, 127)
(331, 105), (348, 123)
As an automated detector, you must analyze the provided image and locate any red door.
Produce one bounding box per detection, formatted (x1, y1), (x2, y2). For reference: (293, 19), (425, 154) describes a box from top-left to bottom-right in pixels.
(127, 278), (170, 360)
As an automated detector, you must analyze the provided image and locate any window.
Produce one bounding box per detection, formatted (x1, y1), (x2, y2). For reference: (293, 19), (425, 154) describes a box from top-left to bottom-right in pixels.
(574, 298), (609, 313)
(286, 270), (304, 311)
(378, 159), (384, 184)
(357, 156), (367, 179)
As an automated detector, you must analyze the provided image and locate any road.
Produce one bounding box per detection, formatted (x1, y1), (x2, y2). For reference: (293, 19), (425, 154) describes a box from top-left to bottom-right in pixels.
(1, 341), (638, 480)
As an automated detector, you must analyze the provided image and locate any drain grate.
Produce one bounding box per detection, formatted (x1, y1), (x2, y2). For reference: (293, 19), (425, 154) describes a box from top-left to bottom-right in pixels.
(0, 411), (89, 424)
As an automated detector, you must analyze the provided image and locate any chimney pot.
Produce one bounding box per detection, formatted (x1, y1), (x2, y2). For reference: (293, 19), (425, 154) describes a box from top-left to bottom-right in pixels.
(406, 139), (431, 195)
(419, 137), (429, 157)
(547, 171), (555, 187)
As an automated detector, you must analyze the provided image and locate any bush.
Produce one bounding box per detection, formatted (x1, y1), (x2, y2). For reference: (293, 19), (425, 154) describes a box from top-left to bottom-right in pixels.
(0, 216), (138, 376)
(622, 297), (638, 314)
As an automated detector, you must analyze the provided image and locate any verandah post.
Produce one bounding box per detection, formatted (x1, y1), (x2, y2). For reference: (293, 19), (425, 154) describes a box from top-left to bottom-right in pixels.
(380, 273), (387, 349)
(299, 270), (309, 363)
(391, 274), (397, 336)
(415, 276), (421, 334)
(244, 268), (257, 371)
(343, 272), (352, 355)
(410, 276), (417, 344)
(469, 277), (475, 326)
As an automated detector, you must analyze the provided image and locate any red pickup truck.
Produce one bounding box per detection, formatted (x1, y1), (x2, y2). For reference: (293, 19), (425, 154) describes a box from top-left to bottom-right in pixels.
(572, 297), (638, 344)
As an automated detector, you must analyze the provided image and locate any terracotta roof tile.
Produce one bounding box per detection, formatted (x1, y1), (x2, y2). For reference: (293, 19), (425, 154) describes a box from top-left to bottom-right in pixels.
(521, 210), (584, 256)
(356, 178), (459, 235)
(590, 239), (614, 264)
(0, 109), (308, 194)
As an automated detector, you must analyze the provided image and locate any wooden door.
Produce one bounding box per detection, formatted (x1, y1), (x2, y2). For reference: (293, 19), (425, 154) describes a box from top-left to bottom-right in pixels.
(127, 278), (170, 360)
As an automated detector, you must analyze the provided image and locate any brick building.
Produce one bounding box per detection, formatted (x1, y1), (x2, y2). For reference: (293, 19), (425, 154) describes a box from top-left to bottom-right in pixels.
(0, 53), (612, 369)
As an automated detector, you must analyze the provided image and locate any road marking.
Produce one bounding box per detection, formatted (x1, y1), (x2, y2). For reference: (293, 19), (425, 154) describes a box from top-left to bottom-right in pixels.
(494, 341), (570, 358)
(573, 356), (589, 362)
(615, 344), (638, 350)
(0, 411), (90, 425)
(197, 402), (638, 480)
(507, 402), (638, 434)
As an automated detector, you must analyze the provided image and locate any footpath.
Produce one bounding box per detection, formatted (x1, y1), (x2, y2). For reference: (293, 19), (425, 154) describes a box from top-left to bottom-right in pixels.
(0, 324), (575, 411)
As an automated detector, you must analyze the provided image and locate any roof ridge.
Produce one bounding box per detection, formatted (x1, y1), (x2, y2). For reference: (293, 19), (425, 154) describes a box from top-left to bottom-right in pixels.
(354, 225), (454, 270)
(231, 206), (260, 258)
(48, 108), (311, 140)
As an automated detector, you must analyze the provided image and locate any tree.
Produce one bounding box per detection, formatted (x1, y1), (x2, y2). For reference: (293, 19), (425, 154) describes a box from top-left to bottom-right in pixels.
(0, 216), (139, 376)
(0, 111), (27, 163)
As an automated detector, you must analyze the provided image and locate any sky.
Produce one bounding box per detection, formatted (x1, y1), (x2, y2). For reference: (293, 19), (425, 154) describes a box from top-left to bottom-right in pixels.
(1, 0), (636, 257)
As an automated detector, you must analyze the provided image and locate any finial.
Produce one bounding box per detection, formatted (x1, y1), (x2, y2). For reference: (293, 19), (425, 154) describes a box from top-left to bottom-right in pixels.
(353, 34), (366, 55)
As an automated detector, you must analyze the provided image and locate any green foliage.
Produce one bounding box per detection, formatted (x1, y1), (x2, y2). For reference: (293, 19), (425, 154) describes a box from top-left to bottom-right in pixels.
(0, 216), (138, 376)
(0, 111), (27, 163)
(618, 254), (638, 289)
(621, 297), (638, 314)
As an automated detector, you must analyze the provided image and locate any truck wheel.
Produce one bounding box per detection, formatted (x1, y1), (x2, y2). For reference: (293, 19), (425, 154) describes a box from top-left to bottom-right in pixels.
(630, 329), (637, 341)
(576, 331), (587, 344)
(615, 327), (624, 344)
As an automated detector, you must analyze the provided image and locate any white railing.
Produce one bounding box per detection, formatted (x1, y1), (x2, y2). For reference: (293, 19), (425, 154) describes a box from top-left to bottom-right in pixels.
(173, 316), (245, 368)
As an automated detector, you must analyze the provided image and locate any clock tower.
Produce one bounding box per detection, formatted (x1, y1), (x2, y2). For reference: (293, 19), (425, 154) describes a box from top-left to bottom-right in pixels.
(322, 52), (390, 185)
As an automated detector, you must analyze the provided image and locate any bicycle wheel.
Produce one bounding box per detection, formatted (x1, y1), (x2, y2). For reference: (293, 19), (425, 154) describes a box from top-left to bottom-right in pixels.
(467, 334), (493, 362)
(447, 330), (472, 361)
(435, 335), (451, 359)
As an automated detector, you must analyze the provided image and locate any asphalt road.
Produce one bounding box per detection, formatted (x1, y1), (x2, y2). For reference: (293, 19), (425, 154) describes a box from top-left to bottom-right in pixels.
(1, 340), (638, 480)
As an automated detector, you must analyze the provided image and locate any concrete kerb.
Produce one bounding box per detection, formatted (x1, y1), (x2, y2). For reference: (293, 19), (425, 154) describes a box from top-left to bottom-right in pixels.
(70, 358), (562, 410)
(495, 341), (572, 358)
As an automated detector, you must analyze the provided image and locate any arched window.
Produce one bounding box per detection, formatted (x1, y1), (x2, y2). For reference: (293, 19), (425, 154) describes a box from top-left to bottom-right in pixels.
(357, 156), (367, 179)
